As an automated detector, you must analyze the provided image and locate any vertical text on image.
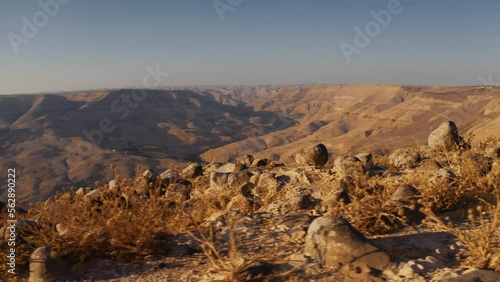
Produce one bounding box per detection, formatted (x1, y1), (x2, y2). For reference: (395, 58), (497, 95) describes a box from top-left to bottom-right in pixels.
(6, 168), (17, 275)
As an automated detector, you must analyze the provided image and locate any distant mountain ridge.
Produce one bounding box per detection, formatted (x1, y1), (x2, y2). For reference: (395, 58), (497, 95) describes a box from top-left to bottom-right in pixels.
(1, 85), (499, 207)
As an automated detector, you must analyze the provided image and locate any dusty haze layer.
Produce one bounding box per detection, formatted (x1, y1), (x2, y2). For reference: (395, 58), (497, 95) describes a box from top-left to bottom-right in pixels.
(1, 85), (499, 206)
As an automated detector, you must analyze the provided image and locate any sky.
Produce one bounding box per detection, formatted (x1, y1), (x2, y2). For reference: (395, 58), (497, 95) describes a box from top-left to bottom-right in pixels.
(1, 0), (499, 94)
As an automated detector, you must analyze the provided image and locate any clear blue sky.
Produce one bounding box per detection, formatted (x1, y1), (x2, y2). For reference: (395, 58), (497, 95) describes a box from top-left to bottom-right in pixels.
(1, 0), (499, 94)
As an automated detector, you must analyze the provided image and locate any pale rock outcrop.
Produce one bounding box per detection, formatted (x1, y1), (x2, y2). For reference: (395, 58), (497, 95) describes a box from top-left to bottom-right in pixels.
(355, 152), (373, 169)
(428, 121), (460, 151)
(333, 155), (365, 179)
(209, 172), (230, 191)
(108, 179), (118, 191)
(216, 163), (240, 173)
(159, 169), (180, 185)
(389, 147), (421, 169)
(241, 155), (255, 167)
(181, 163), (203, 179)
(304, 216), (391, 271)
(227, 171), (252, 190)
(295, 143), (329, 168)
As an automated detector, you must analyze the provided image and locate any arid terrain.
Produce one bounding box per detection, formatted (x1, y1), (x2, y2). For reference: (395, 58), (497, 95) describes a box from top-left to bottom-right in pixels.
(1, 85), (500, 207)
(0, 85), (499, 281)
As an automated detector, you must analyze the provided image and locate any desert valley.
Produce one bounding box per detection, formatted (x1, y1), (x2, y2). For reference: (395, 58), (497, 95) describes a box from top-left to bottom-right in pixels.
(1, 85), (499, 206)
(0, 84), (499, 281)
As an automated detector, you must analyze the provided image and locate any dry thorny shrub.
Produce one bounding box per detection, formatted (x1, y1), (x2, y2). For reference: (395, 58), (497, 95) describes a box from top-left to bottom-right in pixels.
(421, 186), (499, 271)
(416, 136), (500, 270)
(26, 176), (186, 263)
(323, 175), (409, 235)
(187, 215), (296, 281)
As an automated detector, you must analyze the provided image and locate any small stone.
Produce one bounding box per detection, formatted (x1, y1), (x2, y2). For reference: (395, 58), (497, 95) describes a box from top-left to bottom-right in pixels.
(142, 169), (155, 181)
(56, 223), (69, 236)
(389, 147), (421, 169)
(181, 163), (203, 179)
(333, 155), (365, 179)
(241, 155), (255, 167)
(216, 163), (238, 173)
(425, 256), (438, 263)
(108, 179), (118, 191)
(29, 246), (51, 282)
(295, 143), (329, 168)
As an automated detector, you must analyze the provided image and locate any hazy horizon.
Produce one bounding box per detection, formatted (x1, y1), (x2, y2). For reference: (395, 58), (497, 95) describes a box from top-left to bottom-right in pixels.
(2, 0), (500, 94)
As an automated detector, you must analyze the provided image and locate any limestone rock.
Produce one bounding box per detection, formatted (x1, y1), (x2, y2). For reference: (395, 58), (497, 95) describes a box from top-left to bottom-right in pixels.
(108, 179), (118, 191)
(209, 172), (230, 190)
(241, 155), (255, 167)
(295, 143), (329, 168)
(389, 147), (421, 169)
(159, 169), (180, 185)
(428, 121), (460, 151)
(141, 169), (156, 181)
(304, 216), (391, 271)
(181, 163), (203, 179)
(204, 163), (221, 174)
(56, 223), (69, 237)
(74, 187), (85, 198)
(83, 189), (102, 204)
(29, 246), (50, 282)
(227, 171), (252, 190)
(484, 146), (500, 159)
(355, 152), (373, 169)
(333, 155), (365, 179)
(29, 246), (70, 282)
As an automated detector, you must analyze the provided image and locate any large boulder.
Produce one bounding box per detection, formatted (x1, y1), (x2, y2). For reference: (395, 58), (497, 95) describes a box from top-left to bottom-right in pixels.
(295, 143), (329, 168)
(304, 216), (391, 271)
(428, 121), (460, 151)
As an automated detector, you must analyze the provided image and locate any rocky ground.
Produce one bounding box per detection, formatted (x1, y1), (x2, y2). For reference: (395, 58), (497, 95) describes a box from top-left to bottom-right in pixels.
(1, 120), (499, 281)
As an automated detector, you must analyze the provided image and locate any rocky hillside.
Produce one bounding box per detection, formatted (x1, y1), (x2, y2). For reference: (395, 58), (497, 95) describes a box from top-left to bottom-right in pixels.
(1, 121), (499, 281)
(0, 89), (291, 205)
(1, 85), (500, 207)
